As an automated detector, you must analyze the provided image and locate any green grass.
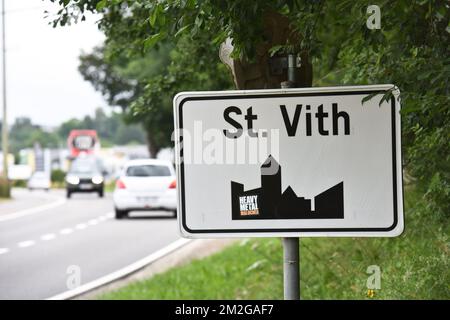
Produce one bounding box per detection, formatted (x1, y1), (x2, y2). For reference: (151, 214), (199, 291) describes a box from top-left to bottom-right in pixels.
(104, 180), (116, 193)
(99, 186), (449, 300)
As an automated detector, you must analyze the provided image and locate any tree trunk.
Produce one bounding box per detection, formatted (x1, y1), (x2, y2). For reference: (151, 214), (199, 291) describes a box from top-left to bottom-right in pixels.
(219, 11), (312, 90)
(146, 130), (160, 158)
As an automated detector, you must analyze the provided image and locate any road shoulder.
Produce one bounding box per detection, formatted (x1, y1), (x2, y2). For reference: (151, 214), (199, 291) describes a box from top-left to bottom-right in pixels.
(0, 188), (65, 219)
(75, 238), (237, 300)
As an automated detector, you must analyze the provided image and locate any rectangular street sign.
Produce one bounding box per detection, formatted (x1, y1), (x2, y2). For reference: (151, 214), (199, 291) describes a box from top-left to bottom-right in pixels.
(173, 85), (404, 238)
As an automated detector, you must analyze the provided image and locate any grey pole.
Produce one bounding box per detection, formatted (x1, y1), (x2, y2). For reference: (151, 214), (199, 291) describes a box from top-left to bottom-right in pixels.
(282, 237), (300, 300)
(1, 0), (8, 181)
(280, 54), (300, 300)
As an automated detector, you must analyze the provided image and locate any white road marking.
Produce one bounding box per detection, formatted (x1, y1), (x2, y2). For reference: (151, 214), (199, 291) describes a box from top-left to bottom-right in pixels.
(75, 223), (87, 230)
(105, 212), (114, 219)
(47, 238), (192, 300)
(18, 240), (36, 248)
(60, 228), (73, 235)
(87, 219), (98, 226)
(41, 234), (56, 241)
(0, 198), (66, 223)
(6, 210), (114, 256)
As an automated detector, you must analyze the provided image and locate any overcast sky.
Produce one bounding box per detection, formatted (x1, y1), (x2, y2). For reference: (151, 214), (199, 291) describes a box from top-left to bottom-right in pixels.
(1, 0), (107, 127)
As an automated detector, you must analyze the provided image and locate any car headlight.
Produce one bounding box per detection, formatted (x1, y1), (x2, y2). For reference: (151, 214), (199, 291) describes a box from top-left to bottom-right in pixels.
(92, 175), (104, 184)
(66, 175), (80, 185)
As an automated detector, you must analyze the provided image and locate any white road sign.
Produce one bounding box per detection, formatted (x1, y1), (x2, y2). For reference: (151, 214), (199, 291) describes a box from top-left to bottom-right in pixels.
(173, 85), (404, 238)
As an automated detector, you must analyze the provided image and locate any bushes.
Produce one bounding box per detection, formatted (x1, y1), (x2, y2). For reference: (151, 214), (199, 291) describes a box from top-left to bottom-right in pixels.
(406, 122), (450, 219)
(51, 169), (65, 183)
(12, 180), (27, 188)
(51, 169), (66, 188)
(0, 177), (10, 198)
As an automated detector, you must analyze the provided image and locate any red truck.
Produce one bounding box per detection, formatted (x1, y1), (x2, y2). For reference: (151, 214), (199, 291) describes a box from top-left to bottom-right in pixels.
(67, 130), (100, 158)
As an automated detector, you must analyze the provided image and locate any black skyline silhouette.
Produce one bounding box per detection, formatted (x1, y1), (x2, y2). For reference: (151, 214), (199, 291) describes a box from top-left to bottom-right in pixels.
(231, 155), (344, 220)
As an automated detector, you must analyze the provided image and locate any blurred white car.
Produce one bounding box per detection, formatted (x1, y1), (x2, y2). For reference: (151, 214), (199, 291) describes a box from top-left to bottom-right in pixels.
(27, 171), (51, 191)
(113, 159), (177, 219)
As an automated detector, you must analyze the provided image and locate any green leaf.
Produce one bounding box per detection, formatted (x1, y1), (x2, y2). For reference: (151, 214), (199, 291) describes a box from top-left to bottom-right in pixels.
(174, 25), (191, 38)
(361, 91), (381, 105)
(211, 30), (227, 45)
(96, 0), (107, 11)
(143, 33), (165, 50)
(149, 7), (159, 27)
(379, 90), (393, 106)
(268, 45), (284, 57)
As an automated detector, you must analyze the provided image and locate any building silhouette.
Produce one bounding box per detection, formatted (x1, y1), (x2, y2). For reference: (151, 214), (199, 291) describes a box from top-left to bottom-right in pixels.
(231, 155), (344, 220)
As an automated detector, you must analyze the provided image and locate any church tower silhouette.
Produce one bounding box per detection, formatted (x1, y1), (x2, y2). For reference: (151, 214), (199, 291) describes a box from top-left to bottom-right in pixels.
(260, 155), (281, 218)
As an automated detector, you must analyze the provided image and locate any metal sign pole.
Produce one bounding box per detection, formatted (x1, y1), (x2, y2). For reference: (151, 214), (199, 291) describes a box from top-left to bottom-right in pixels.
(281, 54), (300, 300)
(282, 237), (300, 299)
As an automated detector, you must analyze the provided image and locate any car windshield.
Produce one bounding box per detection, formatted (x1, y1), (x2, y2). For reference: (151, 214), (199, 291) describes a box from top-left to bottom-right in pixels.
(126, 165), (171, 177)
(70, 160), (100, 175)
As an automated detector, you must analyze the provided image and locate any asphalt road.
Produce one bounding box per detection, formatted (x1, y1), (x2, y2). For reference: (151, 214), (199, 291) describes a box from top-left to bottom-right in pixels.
(0, 189), (180, 299)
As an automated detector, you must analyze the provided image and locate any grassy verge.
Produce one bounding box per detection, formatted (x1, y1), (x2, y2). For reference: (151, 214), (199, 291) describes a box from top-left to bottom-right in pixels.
(0, 177), (11, 199)
(99, 186), (449, 300)
(104, 180), (116, 193)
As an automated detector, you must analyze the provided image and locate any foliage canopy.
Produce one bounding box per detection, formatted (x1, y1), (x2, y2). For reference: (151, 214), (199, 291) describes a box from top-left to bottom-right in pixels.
(49, 0), (449, 216)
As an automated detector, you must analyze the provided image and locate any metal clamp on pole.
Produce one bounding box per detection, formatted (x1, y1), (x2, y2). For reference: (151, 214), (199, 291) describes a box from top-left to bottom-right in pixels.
(281, 54), (297, 89)
(280, 54), (300, 300)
